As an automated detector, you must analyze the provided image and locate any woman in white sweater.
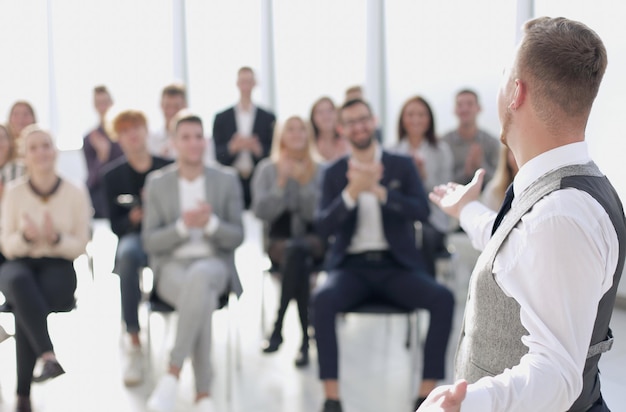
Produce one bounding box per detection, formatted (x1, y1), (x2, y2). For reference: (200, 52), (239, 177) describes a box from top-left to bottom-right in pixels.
(0, 125), (90, 412)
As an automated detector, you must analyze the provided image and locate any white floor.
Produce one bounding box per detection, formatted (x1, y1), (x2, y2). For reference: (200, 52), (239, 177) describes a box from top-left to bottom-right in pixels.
(0, 214), (625, 412)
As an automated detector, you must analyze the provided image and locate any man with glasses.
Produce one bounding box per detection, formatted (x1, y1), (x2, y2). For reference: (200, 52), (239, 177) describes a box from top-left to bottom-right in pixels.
(313, 98), (455, 412)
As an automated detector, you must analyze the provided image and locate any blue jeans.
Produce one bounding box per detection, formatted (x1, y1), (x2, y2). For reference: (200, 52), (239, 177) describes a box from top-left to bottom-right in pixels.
(114, 233), (147, 334)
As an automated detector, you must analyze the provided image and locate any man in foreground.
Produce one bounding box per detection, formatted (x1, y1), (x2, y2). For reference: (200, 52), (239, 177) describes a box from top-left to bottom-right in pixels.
(422, 17), (625, 412)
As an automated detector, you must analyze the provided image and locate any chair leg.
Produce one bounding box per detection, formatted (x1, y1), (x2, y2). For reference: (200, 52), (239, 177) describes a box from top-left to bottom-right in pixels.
(225, 293), (242, 406)
(405, 314), (412, 349)
(146, 308), (152, 370)
(260, 270), (266, 336)
(409, 311), (420, 400)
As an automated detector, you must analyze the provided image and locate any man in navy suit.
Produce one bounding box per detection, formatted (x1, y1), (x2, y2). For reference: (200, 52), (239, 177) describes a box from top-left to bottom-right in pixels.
(212, 67), (276, 209)
(314, 99), (455, 412)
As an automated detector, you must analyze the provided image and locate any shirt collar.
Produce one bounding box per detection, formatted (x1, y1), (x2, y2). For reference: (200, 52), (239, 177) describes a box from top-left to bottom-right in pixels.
(235, 102), (256, 114)
(513, 141), (591, 197)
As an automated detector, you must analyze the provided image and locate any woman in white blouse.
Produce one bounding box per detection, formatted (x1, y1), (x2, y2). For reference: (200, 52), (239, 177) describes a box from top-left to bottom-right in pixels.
(393, 96), (453, 277)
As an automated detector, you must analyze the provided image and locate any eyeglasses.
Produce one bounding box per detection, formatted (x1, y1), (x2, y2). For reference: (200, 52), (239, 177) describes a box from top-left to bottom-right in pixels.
(342, 115), (372, 129)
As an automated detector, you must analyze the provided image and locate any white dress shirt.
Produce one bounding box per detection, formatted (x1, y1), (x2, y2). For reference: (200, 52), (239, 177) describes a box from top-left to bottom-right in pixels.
(233, 103), (257, 177)
(459, 141), (619, 411)
(342, 146), (389, 253)
(173, 175), (220, 258)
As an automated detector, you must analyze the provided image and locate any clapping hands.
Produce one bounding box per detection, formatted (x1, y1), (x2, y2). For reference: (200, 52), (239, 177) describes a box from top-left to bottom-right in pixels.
(346, 160), (386, 202)
(22, 211), (60, 245)
(182, 201), (212, 228)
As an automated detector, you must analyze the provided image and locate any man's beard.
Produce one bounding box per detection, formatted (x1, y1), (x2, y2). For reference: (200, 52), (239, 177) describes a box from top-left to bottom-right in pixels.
(351, 133), (374, 150)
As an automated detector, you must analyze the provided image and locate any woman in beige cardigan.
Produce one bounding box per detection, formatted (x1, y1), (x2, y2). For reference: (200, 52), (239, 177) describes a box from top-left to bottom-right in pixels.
(0, 125), (90, 412)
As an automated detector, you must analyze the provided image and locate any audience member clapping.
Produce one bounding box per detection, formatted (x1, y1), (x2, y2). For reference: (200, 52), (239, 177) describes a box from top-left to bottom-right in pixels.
(252, 115), (326, 367)
(0, 125), (90, 412)
(392, 96), (453, 277)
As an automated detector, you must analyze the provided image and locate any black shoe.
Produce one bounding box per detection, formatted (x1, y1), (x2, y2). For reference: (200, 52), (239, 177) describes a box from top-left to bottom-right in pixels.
(414, 397), (427, 410)
(294, 344), (309, 368)
(322, 399), (342, 412)
(261, 333), (283, 353)
(32, 359), (65, 383)
(16, 395), (32, 412)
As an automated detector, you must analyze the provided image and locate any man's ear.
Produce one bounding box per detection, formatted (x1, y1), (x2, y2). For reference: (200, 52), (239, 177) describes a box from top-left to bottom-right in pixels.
(510, 79), (526, 111)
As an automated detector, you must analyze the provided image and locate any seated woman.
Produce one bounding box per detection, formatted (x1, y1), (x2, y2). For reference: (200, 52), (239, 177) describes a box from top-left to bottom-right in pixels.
(310, 97), (349, 163)
(393, 96), (453, 277)
(0, 125), (90, 412)
(6, 101), (37, 159)
(0, 123), (26, 261)
(0, 123), (27, 345)
(252, 115), (325, 367)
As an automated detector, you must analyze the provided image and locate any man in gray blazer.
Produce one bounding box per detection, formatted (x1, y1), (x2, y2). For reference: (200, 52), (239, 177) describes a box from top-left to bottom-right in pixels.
(142, 113), (244, 412)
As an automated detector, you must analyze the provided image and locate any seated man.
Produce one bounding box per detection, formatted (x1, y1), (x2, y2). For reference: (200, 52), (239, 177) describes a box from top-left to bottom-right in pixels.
(442, 89), (500, 186)
(102, 110), (172, 386)
(313, 99), (455, 412)
(143, 114), (244, 412)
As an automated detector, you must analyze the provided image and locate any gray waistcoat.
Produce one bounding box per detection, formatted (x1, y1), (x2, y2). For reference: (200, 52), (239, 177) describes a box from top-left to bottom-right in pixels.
(455, 162), (626, 412)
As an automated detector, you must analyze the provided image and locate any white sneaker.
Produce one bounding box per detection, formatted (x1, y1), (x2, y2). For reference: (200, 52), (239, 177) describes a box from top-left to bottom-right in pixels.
(123, 346), (144, 386)
(193, 398), (216, 412)
(147, 374), (178, 412)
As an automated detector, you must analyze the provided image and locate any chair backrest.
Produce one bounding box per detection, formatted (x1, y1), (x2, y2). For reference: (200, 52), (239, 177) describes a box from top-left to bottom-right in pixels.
(342, 298), (412, 315)
(0, 302), (12, 313)
(0, 300), (76, 314)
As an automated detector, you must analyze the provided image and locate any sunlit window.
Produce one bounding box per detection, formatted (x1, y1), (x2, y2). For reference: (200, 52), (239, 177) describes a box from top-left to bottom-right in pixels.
(272, 0), (366, 121)
(384, 1), (516, 146)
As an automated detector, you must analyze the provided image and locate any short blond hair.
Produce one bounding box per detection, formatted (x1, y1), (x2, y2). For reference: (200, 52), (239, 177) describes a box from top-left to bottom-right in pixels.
(19, 124), (55, 157)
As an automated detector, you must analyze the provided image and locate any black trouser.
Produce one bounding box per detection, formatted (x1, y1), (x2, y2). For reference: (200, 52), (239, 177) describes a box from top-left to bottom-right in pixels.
(268, 236), (324, 345)
(314, 251), (454, 380)
(0, 257), (76, 396)
(240, 175), (252, 210)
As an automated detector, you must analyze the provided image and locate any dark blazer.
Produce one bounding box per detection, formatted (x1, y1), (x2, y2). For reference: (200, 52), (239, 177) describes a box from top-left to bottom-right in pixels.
(315, 151), (430, 271)
(212, 106), (276, 167)
(101, 156), (172, 238)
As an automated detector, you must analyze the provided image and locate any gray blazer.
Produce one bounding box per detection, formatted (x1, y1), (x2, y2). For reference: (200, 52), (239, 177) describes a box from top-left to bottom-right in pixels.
(141, 163), (244, 296)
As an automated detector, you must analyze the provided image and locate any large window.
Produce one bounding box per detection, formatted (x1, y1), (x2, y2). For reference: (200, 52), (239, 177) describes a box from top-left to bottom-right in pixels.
(1, 1), (175, 151)
(185, 1), (263, 128)
(1, 0), (623, 202)
(384, 1), (517, 146)
(272, 0), (367, 121)
(0, 2), (50, 136)
(50, 0), (175, 150)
